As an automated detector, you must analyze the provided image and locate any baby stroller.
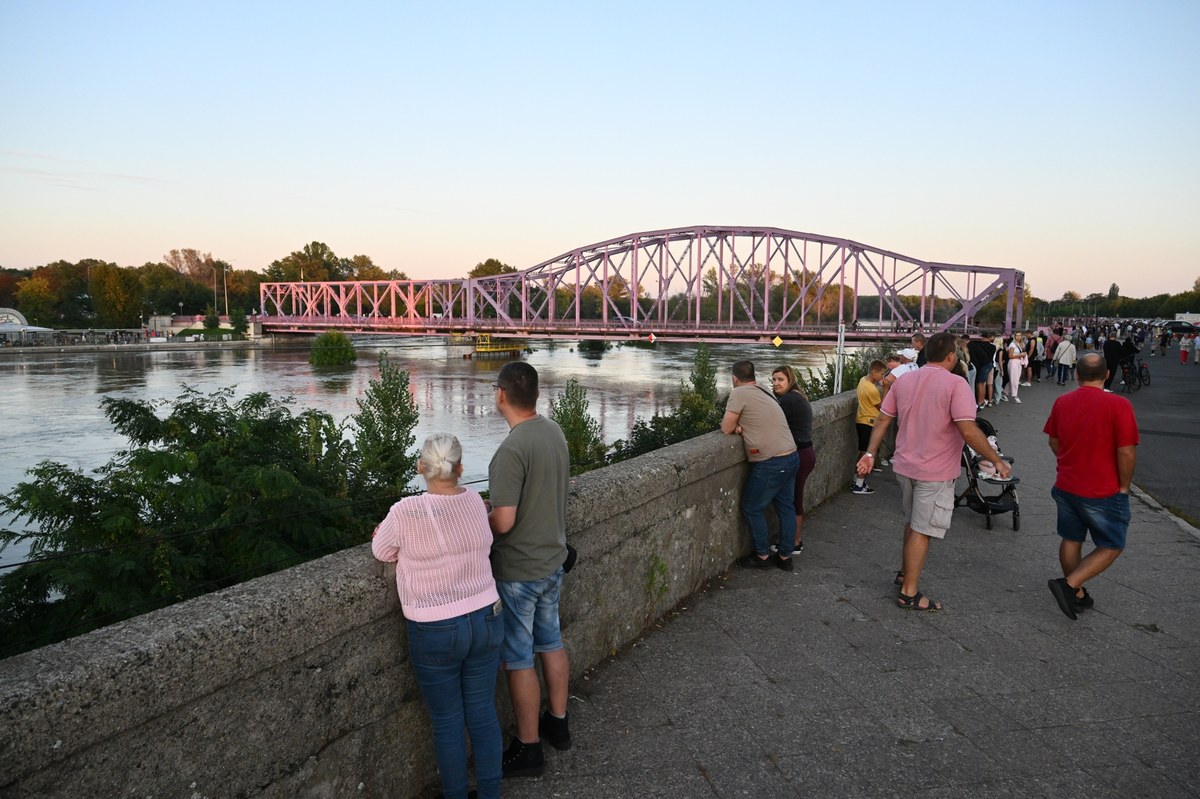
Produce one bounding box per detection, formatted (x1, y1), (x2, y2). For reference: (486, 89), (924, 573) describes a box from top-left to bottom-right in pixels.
(954, 417), (1020, 530)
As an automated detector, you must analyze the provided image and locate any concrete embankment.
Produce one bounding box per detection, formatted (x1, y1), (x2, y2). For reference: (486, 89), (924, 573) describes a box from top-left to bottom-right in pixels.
(0, 392), (858, 797)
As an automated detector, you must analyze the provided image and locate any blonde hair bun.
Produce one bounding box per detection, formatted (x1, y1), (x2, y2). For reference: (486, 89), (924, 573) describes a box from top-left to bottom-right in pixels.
(420, 434), (462, 481)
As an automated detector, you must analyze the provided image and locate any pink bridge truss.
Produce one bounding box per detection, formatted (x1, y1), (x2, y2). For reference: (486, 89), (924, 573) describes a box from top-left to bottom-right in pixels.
(259, 226), (1024, 344)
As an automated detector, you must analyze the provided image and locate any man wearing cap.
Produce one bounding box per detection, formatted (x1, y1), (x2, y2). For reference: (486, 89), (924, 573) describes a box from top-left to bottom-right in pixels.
(855, 333), (1010, 611)
(1044, 352), (1139, 620)
(891, 348), (920, 381)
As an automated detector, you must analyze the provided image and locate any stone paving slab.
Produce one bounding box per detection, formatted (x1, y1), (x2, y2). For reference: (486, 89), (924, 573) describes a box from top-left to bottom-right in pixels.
(496, 367), (1200, 799)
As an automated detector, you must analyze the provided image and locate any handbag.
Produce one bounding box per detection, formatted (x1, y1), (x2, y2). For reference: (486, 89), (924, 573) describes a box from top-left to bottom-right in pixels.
(562, 543), (578, 574)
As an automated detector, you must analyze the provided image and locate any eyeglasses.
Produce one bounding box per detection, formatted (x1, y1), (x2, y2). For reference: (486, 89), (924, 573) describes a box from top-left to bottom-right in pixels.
(492, 383), (503, 389)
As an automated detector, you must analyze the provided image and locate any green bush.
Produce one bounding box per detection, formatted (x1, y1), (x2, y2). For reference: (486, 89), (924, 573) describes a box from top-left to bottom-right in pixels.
(796, 343), (891, 400)
(550, 378), (608, 472)
(309, 330), (357, 365)
(611, 343), (724, 460)
(0, 355), (418, 657)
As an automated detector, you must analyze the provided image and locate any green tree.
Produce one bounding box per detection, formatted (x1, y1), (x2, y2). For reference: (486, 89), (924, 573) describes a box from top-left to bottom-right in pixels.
(229, 308), (248, 337)
(137, 261), (208, 317)
(203, 305), (221, 331)
(549, 378), (608, 471)
(309, 330), (357, 365)
(0, 367), (420, 657)
(348, 353), (419, 497)
(90, 262), (143, 327)
(14, 275), (56, 325)
(265, 242), (349, 283)
(468, 258), (518, 279)
(1108, 283), (1120, 300)
(611, 344), (723, 460)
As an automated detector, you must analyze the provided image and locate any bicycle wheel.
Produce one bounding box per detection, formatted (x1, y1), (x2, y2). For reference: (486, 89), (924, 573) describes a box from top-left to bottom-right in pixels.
(1139, 364), (1151, 386)
(1130, 368), (1142, 391)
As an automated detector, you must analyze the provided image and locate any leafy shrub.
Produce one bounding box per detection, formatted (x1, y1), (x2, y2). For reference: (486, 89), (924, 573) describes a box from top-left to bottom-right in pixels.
(0, 355), (418, 657)
(611, 344), (724, 460)
(309, 330), (357, 365)
(549, 378), (608, 472)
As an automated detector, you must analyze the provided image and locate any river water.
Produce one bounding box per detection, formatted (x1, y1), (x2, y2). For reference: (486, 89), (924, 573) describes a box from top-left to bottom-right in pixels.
(0, 338), (840, 567)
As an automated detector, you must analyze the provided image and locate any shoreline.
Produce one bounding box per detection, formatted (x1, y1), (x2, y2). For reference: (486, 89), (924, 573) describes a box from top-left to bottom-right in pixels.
(0, 339), (312, 356)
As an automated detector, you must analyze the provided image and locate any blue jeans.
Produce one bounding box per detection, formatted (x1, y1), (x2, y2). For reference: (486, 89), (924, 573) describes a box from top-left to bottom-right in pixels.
(406, 604), (503, 799)
(497, 569), (565, 670)
(1051, 486), (1130, 550)
(742, 451), (799, 556)
(1057, 362), (1074, 383)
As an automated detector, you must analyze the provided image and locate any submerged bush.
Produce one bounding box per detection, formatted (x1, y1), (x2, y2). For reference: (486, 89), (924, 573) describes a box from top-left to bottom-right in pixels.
(309, 330), (357, 365)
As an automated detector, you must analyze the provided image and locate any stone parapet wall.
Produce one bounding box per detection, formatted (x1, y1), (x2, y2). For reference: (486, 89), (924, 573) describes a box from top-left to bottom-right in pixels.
(0, 391), (856, 798)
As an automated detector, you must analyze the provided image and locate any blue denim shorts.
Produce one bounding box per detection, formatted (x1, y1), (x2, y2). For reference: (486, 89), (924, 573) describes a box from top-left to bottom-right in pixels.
(1051, 486), (1130, 550)
(497, 569), (564, 670)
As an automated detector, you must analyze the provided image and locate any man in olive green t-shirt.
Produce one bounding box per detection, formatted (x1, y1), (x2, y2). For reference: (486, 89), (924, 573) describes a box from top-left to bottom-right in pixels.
(487, 362), (571, 777)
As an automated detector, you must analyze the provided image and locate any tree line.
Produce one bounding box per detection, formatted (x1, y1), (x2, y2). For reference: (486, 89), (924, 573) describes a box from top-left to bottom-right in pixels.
(4, 244), (1196, 329)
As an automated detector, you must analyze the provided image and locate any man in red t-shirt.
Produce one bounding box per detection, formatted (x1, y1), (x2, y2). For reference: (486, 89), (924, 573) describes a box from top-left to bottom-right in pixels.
(1043, 352), (1140, 620)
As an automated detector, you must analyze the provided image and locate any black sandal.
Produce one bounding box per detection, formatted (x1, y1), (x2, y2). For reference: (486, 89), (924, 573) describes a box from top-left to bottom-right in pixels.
(897, 591), (941, 611)
(893, 571), (905, 586)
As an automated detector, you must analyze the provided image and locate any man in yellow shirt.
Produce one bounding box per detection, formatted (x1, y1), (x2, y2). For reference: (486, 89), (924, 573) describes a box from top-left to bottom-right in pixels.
(852, 360), (887, 494)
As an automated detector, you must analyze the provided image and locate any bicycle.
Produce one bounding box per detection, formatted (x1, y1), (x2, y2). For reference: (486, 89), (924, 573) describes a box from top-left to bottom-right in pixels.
(1138, 356), (1151, 387)
(1119, 358), (1141, 392)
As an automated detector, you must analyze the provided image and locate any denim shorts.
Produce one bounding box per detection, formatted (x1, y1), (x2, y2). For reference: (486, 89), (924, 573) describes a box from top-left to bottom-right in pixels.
(497, 569), (565, 670)
(1051, 486), (1130, 550)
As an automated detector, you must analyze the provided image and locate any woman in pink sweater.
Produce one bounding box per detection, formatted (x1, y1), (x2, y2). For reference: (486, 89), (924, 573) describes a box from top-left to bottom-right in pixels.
(372, 434), (502, 799)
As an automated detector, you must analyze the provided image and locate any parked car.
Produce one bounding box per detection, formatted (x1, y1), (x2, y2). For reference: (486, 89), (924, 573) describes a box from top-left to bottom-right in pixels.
(1162, 320), (1197, 337)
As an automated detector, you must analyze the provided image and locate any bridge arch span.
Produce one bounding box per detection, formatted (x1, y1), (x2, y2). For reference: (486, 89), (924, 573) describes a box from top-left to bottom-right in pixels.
(260, 226), (1024, 343)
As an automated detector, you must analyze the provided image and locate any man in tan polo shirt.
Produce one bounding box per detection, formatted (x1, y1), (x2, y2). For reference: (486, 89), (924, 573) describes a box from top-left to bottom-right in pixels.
(721, 360), (800, 571)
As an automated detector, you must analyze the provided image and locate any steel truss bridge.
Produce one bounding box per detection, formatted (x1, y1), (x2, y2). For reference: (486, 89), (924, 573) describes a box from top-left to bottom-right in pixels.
(259, 226), (1024, 344)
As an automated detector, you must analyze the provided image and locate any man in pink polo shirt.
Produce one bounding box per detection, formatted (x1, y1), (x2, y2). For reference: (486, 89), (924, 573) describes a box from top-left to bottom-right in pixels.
(856, 332), (1010, 611)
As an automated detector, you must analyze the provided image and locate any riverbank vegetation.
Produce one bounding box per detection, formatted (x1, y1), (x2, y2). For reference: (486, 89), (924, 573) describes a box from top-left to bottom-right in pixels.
(0, 355), (417, 658)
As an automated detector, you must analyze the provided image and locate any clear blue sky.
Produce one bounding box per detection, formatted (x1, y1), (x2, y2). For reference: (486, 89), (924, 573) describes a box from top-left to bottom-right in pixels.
(2, 0), (1197, 300)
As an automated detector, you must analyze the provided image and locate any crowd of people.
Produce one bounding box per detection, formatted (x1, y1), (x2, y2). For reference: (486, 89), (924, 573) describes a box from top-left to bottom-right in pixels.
(724, 328), (1142, 624)
(372, 325), (1160, 796)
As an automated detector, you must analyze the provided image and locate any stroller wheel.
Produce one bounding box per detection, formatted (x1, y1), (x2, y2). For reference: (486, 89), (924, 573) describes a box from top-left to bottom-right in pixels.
(1013, 511), (1021, 531)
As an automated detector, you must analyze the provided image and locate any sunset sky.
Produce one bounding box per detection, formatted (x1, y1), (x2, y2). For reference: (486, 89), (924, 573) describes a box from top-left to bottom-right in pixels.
(2, 0), (1197, 301)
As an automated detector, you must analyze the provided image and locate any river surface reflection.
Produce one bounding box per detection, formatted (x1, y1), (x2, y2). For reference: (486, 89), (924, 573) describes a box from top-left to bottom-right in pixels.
(0, 338), (838, 566)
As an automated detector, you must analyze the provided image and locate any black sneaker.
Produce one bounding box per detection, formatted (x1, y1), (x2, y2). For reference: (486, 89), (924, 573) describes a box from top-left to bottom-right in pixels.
(502, 738), (544, 778)
(773, 552), (794, 572)
(1074, 587), (1094, 610)
(539, 710), (572, 751)
(737, 554), (772, 569)
(1047, 578), (1078, 621)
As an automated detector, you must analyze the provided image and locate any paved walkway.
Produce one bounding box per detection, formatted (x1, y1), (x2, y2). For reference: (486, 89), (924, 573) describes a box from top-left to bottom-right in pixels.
(501, 352), (1200, 798)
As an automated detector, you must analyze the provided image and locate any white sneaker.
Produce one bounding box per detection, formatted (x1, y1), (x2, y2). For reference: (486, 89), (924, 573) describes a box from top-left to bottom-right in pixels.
(1020, 381), (1032, 387)
(1013, 397), (1022, 403)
